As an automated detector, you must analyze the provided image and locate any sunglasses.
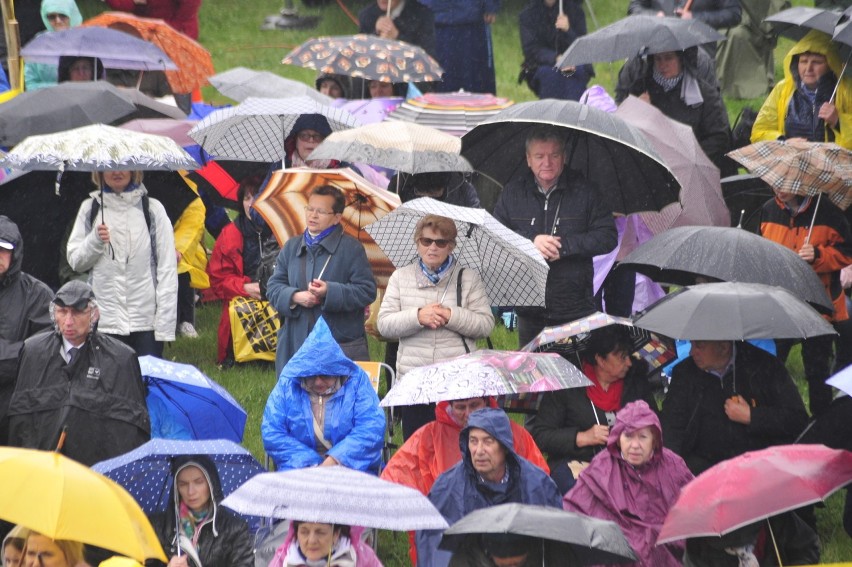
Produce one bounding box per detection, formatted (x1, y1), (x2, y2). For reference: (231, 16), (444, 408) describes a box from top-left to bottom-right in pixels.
(418, 237), (452, 248)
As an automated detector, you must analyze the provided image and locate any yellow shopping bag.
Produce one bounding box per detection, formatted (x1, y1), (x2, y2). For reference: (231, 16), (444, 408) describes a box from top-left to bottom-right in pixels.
(228, 296), (280, 362)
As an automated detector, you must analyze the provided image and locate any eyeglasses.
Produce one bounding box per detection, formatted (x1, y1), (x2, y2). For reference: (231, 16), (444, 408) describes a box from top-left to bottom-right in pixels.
(304, 205), (336, 216)
(46, 12), (69, 20)
(54, 307), (91, 320)
(297, 132), (325, 143)
(417, 237), (452, 248)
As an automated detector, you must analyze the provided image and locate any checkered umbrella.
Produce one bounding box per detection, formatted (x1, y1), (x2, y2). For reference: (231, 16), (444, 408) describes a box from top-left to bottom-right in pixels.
(188, 96), (360, 162)
(365, 197), (549, 307)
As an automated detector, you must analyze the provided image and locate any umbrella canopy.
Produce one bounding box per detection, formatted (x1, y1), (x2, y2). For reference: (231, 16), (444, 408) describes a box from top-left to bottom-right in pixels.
(220, 467), (448, 530)
(765, 6), (842, 41)
(557, 15), (725, 68)
(461, 100), (680, 215)
(140, 355), (247, 443)
(188, 96), (360, 162)
(440, 503), (638, 565)
(114, 87), (188, 121)
(720, 173), (774, 233)
(209, 66), (332, 104)
(253, 167), (399, 288)
(184, 159), (271, 209)
(633, 282), (837, 340)
(0, 447), (167, 563)
(0, 124), (199, 171)
(657, 444), (852, 543)
(282, 34), (444, 83)
(826, 364), (852, 397)
(365, 197), (549, 307)
(728, 140), (852, 211)
(834, 8), (852, 49)
(82, 12), (214, 93)
(119, 118), (198, 147)
(387, 91), (515, 137)
(615, 96), (729, 232)
(21, 27), (177, 71)
(380, 349), (592, 407)
(308, 121), (473, 174)
(0, 81), (136, 145)
(333, 96), (404, 125)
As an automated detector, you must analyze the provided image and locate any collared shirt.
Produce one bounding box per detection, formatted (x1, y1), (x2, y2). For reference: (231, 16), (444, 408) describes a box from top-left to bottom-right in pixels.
(60, 337), (85, 364)
(707, 342), (737, 381)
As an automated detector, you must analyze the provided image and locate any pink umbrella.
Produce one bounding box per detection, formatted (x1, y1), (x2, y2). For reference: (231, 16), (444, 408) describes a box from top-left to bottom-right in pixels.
(119, 118), (197, 147)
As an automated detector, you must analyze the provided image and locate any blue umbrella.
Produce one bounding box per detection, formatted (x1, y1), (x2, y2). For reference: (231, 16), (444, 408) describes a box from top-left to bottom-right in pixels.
(140, 355), (246, 443)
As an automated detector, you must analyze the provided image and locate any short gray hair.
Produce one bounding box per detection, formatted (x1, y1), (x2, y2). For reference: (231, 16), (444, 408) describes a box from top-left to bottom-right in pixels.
(525, 126), (566, 154)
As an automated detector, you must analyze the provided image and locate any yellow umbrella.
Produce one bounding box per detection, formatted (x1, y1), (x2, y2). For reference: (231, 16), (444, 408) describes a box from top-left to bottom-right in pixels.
(0, 447), (167, 563)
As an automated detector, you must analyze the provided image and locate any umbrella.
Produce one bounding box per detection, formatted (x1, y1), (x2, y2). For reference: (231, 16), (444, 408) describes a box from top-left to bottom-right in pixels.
(0, 82), (136, 146)
(139, 355), (247, 443)
(765, 6), (842, 41)
(188, 96), (360, 162)
(0, 447), (167, 563)
(440, 503), (638, 565)
(557, 15), (725, 68)
(380, 349), (592, 407)
(387, 91), (515, 137)
(657, 444), (852, 543)
(21, 27), (177, 71)
(114, 87), (188, 121)
(220, 466), (448, 530)
(633, 282), (837, 340)
(332, 96), (404, 125)
(619, 226), (835, 313)
(826, 364), (852, 396)
(209, 66), (332, 104)
(119, 118), (198, 147)
(82, 12), (214, 93)
(282, 34), (444, 83)
(92, 438), (265, 518)
(720, 173), (773, 232)
(461, 100), (680, 215)
(365, 197), (550, 307)
(184, 159), (271, 209)
(308, 122), (473, 174)
(615, 96), (729, 232)
(253, 167), (399, 288)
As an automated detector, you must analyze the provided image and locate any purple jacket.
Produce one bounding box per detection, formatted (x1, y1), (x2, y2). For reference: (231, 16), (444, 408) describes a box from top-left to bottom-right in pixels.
(563, 401), (693, 567)
(269, 524), (383, 567)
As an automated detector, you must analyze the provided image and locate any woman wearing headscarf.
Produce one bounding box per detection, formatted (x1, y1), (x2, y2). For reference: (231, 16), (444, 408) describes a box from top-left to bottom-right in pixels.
(24, 0), (82, 90)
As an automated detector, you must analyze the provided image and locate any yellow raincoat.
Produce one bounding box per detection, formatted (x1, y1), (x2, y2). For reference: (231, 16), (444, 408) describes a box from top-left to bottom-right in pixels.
(174, 176), (209, 290)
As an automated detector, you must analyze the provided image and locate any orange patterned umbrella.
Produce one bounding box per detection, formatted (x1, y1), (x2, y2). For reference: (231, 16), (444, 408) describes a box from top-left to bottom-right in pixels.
(82, 12), (214, 94)
(252, 167), (400, 289)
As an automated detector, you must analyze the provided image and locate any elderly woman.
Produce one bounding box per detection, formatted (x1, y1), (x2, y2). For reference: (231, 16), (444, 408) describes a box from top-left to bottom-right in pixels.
(528, 325), (658, 494)
(269, 523), (382, 567)
(21, 533), (83, 567)
(377, 214), (494, 439)
(563, 400), (694, 566)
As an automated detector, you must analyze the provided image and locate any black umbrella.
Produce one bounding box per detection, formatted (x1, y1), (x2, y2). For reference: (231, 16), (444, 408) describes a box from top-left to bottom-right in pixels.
(633, 282), (837, 340)
(765, 6), (842, 42)
(557, 15), (725, 68)
(720, 173), (773, 232)
(439, 503), (638, 566)
(112, 87), (188, 121)
(461, 100), (680, 215)
(619, 226), (834, 314)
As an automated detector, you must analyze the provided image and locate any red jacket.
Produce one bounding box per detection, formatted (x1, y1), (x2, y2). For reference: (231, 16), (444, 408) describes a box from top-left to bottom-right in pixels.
(105, 0), (201, 39)
(207, 222), (252, 362)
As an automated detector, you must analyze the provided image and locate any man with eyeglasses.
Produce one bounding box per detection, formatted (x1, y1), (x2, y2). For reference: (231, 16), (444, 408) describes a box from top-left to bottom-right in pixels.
(6, 281), (150, 466)
(267, 185), (377, 374)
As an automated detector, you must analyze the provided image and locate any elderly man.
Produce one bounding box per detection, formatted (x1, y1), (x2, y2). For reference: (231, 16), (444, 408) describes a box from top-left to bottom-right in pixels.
(416, 408), (561, 567)
(0, 216), (53, 443)
(661, 340), (808, 475)
(493, 126), (617, 347)
(7, 281), (150, 465)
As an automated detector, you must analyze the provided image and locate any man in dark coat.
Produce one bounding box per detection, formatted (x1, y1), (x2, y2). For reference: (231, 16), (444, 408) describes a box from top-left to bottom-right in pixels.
(661, 340), (808, 475)
(416, 408), (562, 567)
(358, 0), (436, 56)
(492, 126), (618, 347)
(0, 216), (53, 443)
(7, 281), (150, 466)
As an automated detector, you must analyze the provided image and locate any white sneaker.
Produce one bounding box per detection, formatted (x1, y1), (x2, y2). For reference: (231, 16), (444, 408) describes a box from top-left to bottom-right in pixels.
(178, 322), (199, 339)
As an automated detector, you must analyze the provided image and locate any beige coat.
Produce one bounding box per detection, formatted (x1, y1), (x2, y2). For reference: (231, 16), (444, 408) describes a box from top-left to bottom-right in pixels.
(378, 263), (494, 376)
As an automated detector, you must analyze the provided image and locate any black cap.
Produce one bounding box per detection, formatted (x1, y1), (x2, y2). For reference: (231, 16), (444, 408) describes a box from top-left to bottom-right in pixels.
(53, 280), (95, 310)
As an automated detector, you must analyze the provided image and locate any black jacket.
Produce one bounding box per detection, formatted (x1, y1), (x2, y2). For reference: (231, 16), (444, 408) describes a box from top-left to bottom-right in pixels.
(358, 1), (436, 56)
(519, 0), (587, 68)
(661, 341), (809, 475)
(7, 328), (150, 466)
(627, 0), (742, 30)
(492, 168), (617, 321)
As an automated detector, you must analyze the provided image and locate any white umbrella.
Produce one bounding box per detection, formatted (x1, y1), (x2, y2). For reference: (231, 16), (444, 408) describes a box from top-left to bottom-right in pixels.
(220, 467), (448, 531)
(209, 67), (333, 104)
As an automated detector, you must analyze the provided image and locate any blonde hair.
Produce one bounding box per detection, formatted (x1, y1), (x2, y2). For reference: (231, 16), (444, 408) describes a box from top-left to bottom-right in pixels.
(90, 171), (144, 189)
(24, 533), (85, 567)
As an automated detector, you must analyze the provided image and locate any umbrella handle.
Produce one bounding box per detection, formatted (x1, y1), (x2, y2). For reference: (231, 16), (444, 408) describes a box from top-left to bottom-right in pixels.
(767, 519), (782, 566)
(829, 53), (850, 105)
(804, 193), (823, 246)
(559, 0), (564, 15)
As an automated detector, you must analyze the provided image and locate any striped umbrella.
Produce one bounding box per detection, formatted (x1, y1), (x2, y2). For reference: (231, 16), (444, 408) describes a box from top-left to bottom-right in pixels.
(388, 91), (514, 137)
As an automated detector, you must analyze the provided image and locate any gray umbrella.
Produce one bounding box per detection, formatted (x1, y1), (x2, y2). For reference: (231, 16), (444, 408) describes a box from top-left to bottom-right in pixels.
(766, 6), (842, 42)
(209, 66), (333, 104)
(440, 503), (638, 566)
(557, 15), (725, 68)
(633, 282), (837, 340)
(619, 226), (834, 314)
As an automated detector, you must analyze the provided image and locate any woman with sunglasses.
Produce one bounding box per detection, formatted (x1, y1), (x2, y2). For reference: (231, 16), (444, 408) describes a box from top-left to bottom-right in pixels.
(378, 214), (494, 439)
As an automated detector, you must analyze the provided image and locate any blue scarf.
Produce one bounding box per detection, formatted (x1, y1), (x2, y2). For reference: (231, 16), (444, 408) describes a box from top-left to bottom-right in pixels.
(418, 255), (454, 285)
(304, 225), (337, 247)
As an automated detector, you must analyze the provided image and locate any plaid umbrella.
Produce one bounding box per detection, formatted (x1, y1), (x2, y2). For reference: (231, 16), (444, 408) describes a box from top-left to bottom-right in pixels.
(387, 91), (515, 137)
(365, 197), (549, 307)
(188, 96), (360, 161)
(82, 12), (214, 93)
(282, 34), (444, 83)
(209, 66), (332, 104)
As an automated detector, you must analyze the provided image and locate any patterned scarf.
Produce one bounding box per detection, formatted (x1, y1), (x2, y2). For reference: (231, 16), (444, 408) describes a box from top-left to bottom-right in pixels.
(583, 361), (624, 412)
(179, 501), (211, 546)
(418, 255), (454, 285)
(652, 68), (682, 92)
(304, 225), (337, 247)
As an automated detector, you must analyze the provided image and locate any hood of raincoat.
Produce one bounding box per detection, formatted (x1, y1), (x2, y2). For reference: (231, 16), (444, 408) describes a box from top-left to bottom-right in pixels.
(459, 408), (519, 469)
(280, 317), (365, 386)
(0, 215), (23, 285)
(169, 454), (225, 539)
(40, 0), (83, 30)
(283, 113), (334, 164)
(783, 30), (844, 87)
(606, 399), (664, 465)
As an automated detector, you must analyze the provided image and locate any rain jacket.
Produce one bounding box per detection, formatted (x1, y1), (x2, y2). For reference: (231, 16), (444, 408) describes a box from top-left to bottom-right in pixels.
(173, 183), (209, 291)
(752, 30), (852, 149)
(147, 455), (253, 567)
(261, 318), (386, 473)
(67, 184), (178, 341)
(358, 1), (436, 56)
(23, 0), (82, 91)
(520, 0), (587, 68)
(492, 168), (617, 323)
(0, 216), (53, 438)
(661, 341), (809, 475)
(7, 326), (150, 466)
(269, 524), (383, 567)
(563, 400), (694, 567)
(760, 195), (852, 322)
(416, 408), (562, 567)
(104, 0), (201, 39)
(267, 224), (376, 374)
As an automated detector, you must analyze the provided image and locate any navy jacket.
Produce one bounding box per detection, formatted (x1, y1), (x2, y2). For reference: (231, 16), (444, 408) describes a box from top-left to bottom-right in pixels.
(358, 1), (436, 56)
(520, 0), (587, 68)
